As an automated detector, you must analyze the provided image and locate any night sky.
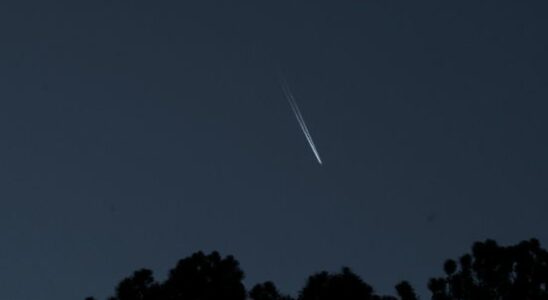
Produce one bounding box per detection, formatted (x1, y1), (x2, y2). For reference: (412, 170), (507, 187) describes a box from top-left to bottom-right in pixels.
(1, 1), (548, 299)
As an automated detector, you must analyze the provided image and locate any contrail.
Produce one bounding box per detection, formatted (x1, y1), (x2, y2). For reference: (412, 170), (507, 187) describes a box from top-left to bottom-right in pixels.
(279, 76), (323, 165)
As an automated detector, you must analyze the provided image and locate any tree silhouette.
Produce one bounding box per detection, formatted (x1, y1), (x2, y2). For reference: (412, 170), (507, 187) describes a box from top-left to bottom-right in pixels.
(250, 281), (294, 300)
(97, 251), (245, 300)
(162, 251), (246, 300)
(298, 267), (390, 300)
(108, 269), (160, 300)
(87, 239), (548, 300)
(428, 238), (548, 300)
(394, 281), (418, 300)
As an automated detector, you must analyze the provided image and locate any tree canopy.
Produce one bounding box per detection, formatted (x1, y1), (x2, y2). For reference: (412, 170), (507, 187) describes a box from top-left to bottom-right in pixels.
(87, 239), (548, 300)
(101, 251), (246, 300)
(249, 281), (293, 300)
(428, 239), (548, 300)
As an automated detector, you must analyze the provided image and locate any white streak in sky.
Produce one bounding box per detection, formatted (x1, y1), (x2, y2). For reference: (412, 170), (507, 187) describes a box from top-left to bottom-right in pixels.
(279, 76), (323, 165)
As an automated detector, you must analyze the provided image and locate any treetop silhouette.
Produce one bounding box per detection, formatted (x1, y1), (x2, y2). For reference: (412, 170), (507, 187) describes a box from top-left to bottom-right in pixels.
(429, 238), (548, 300)
(87, 239), (548, 300)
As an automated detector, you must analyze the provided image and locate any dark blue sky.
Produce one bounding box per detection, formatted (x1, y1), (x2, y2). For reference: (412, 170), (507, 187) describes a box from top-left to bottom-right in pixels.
(1, 1), (547, 299)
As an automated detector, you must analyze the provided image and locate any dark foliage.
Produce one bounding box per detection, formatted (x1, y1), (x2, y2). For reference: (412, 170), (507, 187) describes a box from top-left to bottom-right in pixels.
(108, 269), (159, 300)
(298, 267), (376, 300)
(88, 239), (548, 300)
(428, 238), (548, 300)
(163, 251), (246, 300)
(250, 281), (294, 300)
(394, 281), (418, 300)
(102, 251), (245, 300)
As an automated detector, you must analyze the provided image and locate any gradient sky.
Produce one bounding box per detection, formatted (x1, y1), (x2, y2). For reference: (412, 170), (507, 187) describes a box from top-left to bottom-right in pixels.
(1, 1), (547, 299)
